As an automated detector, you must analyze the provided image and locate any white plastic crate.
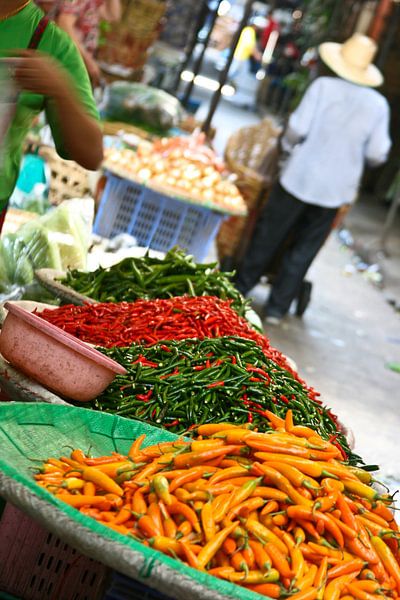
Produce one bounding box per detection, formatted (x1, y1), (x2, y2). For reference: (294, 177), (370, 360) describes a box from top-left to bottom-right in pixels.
(94, 173), (225, 261)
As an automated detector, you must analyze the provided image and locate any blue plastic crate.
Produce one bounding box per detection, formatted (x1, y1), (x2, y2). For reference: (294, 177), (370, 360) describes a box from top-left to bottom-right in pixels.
(94, 173), (225, 261)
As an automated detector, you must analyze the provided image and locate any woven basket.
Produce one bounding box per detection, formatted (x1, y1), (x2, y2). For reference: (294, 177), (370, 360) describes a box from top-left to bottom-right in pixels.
(217, 119), (281, 266)
(39, 146), (91, 205)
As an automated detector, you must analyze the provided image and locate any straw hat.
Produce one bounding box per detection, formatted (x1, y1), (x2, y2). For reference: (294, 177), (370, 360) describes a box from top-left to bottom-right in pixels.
(319, 33), (383, 87)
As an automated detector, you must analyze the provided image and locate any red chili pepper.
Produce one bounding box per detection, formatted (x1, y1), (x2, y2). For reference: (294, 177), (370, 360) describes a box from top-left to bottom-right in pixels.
(206, 381), (225, 389)
(136, 390), (153, 402)
(164, 420), (180, 428)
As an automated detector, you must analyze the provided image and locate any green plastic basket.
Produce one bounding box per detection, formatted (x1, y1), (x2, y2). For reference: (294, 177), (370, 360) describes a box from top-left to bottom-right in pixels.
(0, 403), (267, 600)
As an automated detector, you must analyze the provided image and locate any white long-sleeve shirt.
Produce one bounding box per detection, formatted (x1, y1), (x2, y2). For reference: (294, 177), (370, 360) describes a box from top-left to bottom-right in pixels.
(280, 77), (391, 208)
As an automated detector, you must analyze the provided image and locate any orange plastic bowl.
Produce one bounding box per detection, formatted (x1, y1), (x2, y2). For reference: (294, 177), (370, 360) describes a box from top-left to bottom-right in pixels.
(0, 302), (127, 402)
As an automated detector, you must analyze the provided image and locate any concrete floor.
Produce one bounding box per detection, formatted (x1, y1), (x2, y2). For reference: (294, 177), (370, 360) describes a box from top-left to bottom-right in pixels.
(191, 80), (400, 494)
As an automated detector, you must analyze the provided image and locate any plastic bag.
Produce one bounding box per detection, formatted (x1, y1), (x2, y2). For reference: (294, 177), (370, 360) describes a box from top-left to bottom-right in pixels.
(0, 199), (94, 302)
(100, 82), (184, 132)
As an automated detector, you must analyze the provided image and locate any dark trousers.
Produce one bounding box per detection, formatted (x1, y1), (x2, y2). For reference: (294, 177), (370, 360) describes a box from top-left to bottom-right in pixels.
(235, 183), (338, 316)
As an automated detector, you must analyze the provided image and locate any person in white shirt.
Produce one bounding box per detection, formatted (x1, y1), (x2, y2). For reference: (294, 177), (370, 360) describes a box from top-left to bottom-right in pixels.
(234, 34), (391, 324)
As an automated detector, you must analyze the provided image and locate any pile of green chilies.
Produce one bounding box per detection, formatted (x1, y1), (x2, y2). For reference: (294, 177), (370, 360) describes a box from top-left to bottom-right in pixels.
(61, 247), (247, 316)
(92, 336), (359, 464)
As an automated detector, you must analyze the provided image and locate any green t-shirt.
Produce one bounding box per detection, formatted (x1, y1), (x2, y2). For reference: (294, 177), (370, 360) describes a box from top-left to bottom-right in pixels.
(0, 2), (99, 207)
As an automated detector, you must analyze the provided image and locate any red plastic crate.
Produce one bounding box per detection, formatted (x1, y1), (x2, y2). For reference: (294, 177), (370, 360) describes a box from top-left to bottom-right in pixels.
(0, 503), (110, 600)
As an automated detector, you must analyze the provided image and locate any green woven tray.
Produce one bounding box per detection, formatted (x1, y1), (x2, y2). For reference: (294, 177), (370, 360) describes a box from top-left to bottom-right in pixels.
(0, 403), (265, 600)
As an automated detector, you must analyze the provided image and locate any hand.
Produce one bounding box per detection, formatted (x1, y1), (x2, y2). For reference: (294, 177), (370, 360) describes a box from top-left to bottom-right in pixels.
(13, 50), (70, 100)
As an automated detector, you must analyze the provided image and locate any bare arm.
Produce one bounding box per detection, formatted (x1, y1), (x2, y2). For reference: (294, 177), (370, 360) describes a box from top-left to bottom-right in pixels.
(15, 50), (103, 170)
(57, 12), (100, 83)
(99, 0), (121, 22)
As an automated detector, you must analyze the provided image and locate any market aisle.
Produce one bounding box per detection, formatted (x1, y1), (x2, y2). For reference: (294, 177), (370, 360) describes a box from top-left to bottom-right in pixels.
(247, 232), (400, 490)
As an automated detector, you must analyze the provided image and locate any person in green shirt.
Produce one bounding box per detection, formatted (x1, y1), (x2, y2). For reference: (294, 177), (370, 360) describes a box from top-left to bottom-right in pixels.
(0, 0), (103, 231)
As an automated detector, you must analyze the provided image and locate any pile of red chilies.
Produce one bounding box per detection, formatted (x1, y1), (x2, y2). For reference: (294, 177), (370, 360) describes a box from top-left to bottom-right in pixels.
(38, 296), (320, 402)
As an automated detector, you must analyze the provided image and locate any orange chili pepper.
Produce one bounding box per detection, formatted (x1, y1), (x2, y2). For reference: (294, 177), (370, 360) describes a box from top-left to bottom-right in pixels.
(297, 519), (321, 540)
(55, 494), (111, 510)
(244, 519), (289, 555)
(272, 513), (288, 527)
(242, 543), (255, 570)
(180, 540), (199, 568)
(197, 521), (239, 569)
(231, 550), (248, 573)
(132, 488), (147, 514)
(209, 467), (250, 486)
(137, 514), (160, 538)
(147, 502), (164, 536)
(222, 537), (236, 556)
(345, 582), (381, 600)
(314, 555), (328, 600)
(207, 566), (236, 578)
(286, 505), (344, 547)
(306, 542), (353, 561)
(80, 467), (123, 496)
(248, 540), (272, 572)
(227, 497), (266, 520)
(246, 582), (282, 597)
(112, 504), (132, 526)
(252, 486), (291, 502)
(159, 501), (177, 539)
(290, 543), (306, 582)
(370, 536), (400, 592)
(223, 568), (280, 584)
(177, 520), (192, 537)
(133, 458), (171, 484)
(191, 438), (225, 452)
(265, 541), (293, 578)
(196, 423), (246, 436)
(128, 434), (146, 459)
(70, 449), (86, 463)
(347, 537), (379, 565)
(255, 464), (313, 508)
(173, 445), (239, 469)
(372, 501), (397, 526)
(212, 493), (233, 523)
(212, 429), (253, 444)
(288, 588), (318, 600)
(201, 501), (215, 543)
(169, 466), (214, 492)
(260, 500), (279, 516)
(149, 535), (182, 556)
(327, 559), (366, 579)
(169, 500), (201, 533)
(153, 474), (172, 506)
(266, 461), (320, 491)
(324, 573), (358, 600)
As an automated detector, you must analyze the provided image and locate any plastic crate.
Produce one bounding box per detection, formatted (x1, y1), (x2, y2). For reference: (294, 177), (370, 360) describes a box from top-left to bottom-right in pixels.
(94, 173), (225, 261)
(103, 572), (175, 600)
(0, 503), (110, 600)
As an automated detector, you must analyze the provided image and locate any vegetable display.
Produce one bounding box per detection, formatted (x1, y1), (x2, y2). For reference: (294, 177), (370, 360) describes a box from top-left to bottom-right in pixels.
(103, 132), (247, 215)
(60, 248), (247, 315)
(35, 411), (400, 599)
(90, 337), (354, 462)
(37, 296), (298, 374)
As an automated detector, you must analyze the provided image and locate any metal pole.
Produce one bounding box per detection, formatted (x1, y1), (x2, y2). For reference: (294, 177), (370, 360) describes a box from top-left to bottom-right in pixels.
(181, 0), (223, 107)
(171, 0), (210, 93)
(202, 0), (255, 134)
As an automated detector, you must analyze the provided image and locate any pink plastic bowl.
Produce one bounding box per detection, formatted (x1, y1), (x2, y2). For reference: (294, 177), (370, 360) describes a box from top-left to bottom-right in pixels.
(0, 302), (127, 402)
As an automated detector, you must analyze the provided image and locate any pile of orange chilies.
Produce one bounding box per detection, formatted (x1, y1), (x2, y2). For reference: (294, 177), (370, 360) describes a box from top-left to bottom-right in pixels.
(35, 410), (400, 599)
